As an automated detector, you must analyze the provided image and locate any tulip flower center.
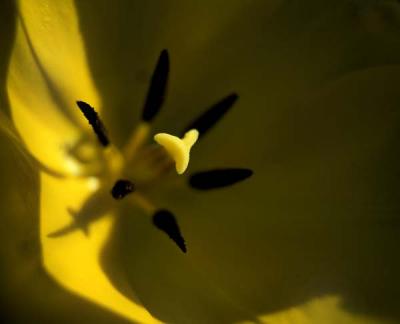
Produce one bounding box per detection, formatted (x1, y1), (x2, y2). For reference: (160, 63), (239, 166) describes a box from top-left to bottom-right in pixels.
(48, 49), (251, 254)
(49, 105), (191, 253)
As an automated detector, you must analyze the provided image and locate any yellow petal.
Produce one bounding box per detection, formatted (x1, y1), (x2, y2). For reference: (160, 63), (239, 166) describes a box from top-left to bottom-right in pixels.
(0, 116), (132, 322)
(41, 172), (159, 323)
(247, 296), (383, 324)
(7, 1), (160, 322)
(8, 0), (101, 174)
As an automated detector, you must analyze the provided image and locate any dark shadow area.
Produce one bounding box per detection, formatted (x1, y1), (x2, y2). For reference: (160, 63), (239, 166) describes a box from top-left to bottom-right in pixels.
(0, 0), (16, 118)
(46, 187), (115, 239)
(72, 0), (400, 323)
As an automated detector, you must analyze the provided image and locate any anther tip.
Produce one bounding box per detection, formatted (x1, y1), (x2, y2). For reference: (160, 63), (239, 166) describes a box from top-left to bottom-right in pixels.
(224, 93), (239, 107)
(230, 92), (239, 100)
(75, 100), (110, 146)
(111, 179), (135, 200)
(76, 100), (87, 109)
(153, 209), (187, 253)
(161, 49), (169, 57)
(76, 100), (90, 108)
(183, 92), (239, 137)
(141, 49), (170, 122)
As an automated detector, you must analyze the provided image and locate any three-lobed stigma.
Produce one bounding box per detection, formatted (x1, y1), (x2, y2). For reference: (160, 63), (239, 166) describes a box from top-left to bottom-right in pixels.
(154, 129), (199, 175)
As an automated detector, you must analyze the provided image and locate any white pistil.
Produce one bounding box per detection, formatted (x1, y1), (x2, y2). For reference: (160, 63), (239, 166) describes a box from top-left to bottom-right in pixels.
(153, 129), (199, 175)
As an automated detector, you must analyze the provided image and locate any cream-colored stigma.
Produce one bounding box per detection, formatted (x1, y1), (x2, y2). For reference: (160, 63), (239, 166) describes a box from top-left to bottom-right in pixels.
(154, 129), (199, 174)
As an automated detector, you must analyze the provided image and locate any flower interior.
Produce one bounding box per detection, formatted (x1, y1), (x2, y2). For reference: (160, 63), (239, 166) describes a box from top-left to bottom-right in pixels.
(46, 49), (253, 253)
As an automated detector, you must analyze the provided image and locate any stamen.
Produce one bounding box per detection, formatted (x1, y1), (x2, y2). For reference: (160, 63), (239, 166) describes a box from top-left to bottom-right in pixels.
(142, 49), (169, 122)
(152, 209), (186, 253)
(129, 192), (156, 214)
(189, 168), (253, 190)
(111, 179), (135, 200)
(183, 93), (238, 138)
(76, 101), (110, 147)
(123, 122), (151, 163)
(154, 129), (199, 174)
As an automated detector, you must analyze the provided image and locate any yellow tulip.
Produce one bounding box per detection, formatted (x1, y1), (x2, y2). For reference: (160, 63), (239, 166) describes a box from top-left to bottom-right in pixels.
(2, 0), (400, 323)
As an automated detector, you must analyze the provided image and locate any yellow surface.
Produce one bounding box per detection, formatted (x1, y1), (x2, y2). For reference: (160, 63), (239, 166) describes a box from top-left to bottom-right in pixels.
(239, 296), (385, 324)
(7, 0), (160, 322)
(41, 173), (159, 323)
(154, 129), (198, 174)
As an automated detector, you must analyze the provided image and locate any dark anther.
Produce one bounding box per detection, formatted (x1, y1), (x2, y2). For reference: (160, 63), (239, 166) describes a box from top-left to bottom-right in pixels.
(76, 101), (110, 146)
(189, 168), (253, 190)
(153, 209), (186, 253)
(183, 93), (238, 138)
(111, 179), (135, 200)
(142, 49), (169, 122)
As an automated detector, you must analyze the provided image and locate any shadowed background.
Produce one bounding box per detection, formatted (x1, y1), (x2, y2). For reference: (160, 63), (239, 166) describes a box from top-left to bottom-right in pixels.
(74, 0), (400, 323)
